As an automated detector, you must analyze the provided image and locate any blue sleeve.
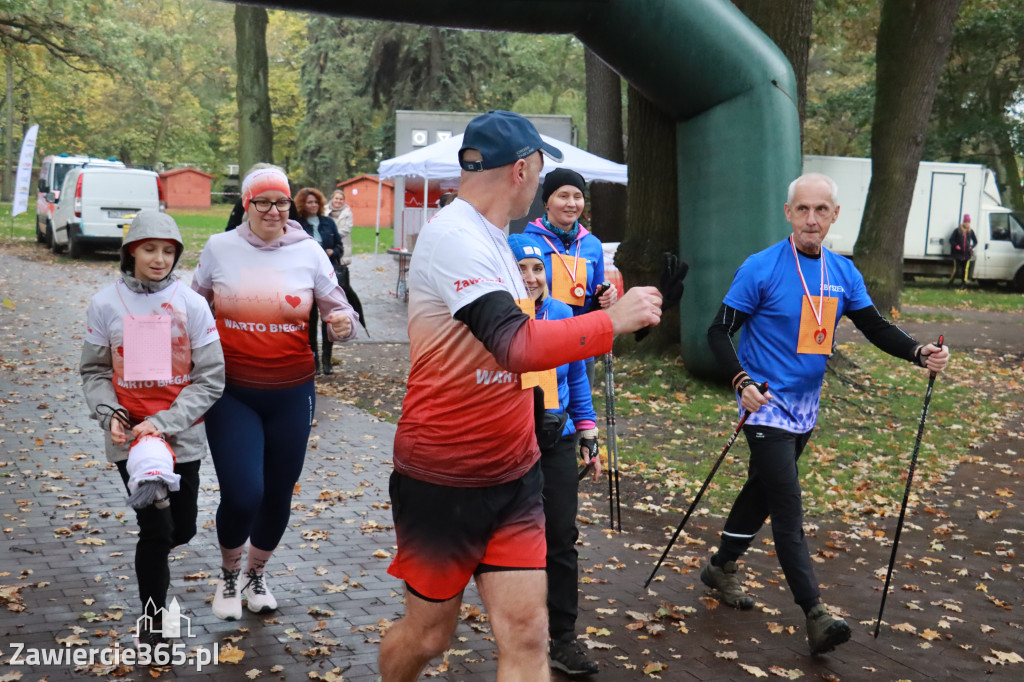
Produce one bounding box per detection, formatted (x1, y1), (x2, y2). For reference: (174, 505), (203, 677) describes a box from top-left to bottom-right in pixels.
(592, 238), (606, 292)
(722, 254), (763, 315)
(566, 357), (596, 425)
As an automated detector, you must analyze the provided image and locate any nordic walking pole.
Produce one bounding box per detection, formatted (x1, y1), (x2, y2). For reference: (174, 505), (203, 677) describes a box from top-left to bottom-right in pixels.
(589, 282), (620, 531)
(644, 382), (767, 588)
(873, 335), (944, 638)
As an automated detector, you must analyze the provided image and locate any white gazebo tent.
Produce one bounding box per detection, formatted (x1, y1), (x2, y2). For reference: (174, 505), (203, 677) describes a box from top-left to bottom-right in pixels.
(373, 133), (628, 254)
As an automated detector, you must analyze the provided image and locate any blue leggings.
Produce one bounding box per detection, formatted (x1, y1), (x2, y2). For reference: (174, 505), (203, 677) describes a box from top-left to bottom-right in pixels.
(205, 381), (315, 551)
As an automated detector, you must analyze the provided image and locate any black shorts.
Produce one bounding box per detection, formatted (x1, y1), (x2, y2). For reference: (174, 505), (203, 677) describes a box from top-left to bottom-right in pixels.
(386, 462), (546, 601)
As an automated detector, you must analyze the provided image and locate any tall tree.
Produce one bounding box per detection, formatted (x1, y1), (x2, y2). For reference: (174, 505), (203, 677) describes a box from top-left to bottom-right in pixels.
(854, 0), (961, 313)
(615, 85), (677, 351)
(929, 0), (1024, 210)
(584, 48), (626, 243)
(235, 5), (274, 175)
(733, 0), (814, 142)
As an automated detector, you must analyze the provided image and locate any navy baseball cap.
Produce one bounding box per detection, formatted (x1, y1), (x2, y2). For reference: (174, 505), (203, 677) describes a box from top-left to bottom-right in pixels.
(459, 110), (563, 172)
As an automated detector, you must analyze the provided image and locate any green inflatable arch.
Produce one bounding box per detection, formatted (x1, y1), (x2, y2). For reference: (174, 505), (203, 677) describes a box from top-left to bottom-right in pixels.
(240, 0), (801, 376)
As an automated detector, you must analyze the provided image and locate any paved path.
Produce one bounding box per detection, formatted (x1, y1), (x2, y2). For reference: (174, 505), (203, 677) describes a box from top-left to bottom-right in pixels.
(1, 244), (1021, 680)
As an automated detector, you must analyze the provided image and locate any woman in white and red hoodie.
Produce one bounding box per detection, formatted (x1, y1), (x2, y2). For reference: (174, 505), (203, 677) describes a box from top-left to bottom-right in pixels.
(191, 165), (359, 621)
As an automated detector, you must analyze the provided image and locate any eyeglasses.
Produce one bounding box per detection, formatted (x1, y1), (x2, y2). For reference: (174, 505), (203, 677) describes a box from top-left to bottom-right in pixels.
(251, 198), (292, 213)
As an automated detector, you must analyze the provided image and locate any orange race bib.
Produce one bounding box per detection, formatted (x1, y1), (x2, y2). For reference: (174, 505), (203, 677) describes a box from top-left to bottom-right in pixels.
(515, 297), (558, 407)
(551, 255), (587, 306)
(797, 296), (838, 355)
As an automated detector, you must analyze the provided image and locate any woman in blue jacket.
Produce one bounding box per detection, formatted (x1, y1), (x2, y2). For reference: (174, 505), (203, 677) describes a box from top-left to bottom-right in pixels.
(295, 187), (344, 374)
(523, 168), (617, 315)
(509, 232), (603, 678)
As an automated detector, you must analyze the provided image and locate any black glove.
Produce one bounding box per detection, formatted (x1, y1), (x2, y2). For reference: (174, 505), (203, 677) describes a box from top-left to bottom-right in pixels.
(635, 252), (689, 341)
(578, 428), (599, 463)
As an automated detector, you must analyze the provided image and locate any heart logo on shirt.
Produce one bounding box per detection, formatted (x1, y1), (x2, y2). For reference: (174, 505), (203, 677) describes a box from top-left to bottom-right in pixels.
(285, 295), (301, 308)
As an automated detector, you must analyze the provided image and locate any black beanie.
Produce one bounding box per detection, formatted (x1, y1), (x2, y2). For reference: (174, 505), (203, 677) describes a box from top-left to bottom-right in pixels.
(542, 168), (587, 205)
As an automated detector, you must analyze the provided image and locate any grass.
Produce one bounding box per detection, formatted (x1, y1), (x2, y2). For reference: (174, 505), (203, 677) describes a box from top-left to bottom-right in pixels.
(0, 203), (394, 269)
(901, 278), (1024, 312)
(596, 343), (1021, 520)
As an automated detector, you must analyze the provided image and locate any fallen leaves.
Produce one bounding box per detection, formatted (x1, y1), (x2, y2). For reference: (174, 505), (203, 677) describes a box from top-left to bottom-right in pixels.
(218, 643), (245, 664)
(981, 650), (1023, 665)
(739, 663), (768, 677)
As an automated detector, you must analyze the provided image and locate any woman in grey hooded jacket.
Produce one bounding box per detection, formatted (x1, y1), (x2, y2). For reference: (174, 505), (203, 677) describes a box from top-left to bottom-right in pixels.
(80, 210), (225, 644)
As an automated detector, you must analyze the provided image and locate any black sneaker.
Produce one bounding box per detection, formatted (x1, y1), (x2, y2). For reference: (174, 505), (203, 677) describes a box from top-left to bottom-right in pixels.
(550, 638), (599, 677)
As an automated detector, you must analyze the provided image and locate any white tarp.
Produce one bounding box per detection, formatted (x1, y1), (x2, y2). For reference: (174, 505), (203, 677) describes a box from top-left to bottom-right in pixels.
(12, 124), (39, 217)
(378, 133), (627, 185)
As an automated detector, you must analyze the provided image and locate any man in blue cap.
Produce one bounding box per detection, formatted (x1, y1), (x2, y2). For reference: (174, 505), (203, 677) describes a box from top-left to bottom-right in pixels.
(379, 111), (663, 681)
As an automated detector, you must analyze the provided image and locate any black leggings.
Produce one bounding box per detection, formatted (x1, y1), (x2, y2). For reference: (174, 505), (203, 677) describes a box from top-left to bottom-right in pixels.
(541, 434), (581, 640)
(718, 425), (819, 606)
(116, 459), (201, 618)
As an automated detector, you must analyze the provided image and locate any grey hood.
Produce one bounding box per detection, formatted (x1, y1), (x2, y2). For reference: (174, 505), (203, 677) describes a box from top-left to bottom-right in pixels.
(119, 210), (184, 275)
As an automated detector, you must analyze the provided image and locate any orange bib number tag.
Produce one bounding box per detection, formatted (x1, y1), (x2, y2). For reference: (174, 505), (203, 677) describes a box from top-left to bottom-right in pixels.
(551, 255), (587, 306)
(515, 296), (558, 407)
(797, 296), (838, 355)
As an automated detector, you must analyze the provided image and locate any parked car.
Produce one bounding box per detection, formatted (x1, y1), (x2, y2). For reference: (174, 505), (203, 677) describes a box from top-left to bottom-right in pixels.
(35, 155), (124, 247)
(49, 167), (165, 258)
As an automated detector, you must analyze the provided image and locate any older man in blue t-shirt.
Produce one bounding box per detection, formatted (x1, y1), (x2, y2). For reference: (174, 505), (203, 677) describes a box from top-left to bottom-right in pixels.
(703, 173), (949, 656)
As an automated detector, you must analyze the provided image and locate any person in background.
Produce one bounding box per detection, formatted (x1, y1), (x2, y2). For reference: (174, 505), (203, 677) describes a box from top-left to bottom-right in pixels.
(80, 211), (224, 646)
(191, 165), (359, 621)
(326, 189), (354, 288)
(438, 190), (458, 209)
(523, 168), (617, 316)
(703, 172), (949, 655)
(523, 168), (618, 385)
(508, 232), (603, 677)
(225, 198), (245, 231)
(295, 187), (344, 375)
(949, 213), (977, 288)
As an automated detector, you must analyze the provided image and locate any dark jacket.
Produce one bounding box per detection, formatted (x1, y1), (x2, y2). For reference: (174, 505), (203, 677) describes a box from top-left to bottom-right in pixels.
(297, 215), (343, 265)
(950, 227), (977, 262)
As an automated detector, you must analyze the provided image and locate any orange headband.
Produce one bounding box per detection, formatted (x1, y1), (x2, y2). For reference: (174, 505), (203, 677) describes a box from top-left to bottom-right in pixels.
(241, 168), (291, 211)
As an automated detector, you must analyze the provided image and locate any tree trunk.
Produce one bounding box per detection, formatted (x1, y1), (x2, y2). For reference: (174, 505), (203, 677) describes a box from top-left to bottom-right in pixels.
(3, 60), (12, 202)
(616, 84), (677, 351)
(855, 0), (961, 313)
(584, 47), (627, 243)
(235, 5), (274, 176)
(733, 0), (813, 143)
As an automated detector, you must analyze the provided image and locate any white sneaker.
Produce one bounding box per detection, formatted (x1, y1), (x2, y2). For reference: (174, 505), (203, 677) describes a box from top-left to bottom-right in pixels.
(212, 567), (242, 620)
(242, 569), (277, 613)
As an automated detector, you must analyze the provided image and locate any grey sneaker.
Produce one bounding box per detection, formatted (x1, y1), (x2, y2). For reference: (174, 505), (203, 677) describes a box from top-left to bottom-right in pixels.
(806, 603), (851, 655)
(700, 559), (755, 609)
(549, 638), (599, 677)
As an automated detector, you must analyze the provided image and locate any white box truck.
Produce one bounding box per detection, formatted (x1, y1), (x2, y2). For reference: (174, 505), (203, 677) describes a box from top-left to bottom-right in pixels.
(803, 155), (1024, 290)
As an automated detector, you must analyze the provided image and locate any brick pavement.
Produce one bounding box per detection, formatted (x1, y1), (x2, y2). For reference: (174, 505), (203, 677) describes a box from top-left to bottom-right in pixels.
(2, 246), (1022, 681)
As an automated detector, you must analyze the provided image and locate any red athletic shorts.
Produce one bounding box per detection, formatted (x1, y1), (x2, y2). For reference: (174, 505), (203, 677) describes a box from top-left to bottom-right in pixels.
(387, 462), (546, 601)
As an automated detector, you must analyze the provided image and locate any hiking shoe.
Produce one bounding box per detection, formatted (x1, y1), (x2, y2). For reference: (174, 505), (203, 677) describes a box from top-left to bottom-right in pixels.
(806, 603), (851, 655)
(549, 638), (599, 677)
(212, 567), (242, 620)
(700, 560), (755, 609)
(242, 569), (278, 613)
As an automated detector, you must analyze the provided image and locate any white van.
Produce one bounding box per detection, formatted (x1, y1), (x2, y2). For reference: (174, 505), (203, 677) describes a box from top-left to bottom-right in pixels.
(49, 167), (165, 258)
(35, 155), (124, 246)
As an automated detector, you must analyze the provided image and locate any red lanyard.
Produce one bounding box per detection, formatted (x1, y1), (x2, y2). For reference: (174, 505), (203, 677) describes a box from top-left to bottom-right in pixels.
(541, 235), (583, 287)
(788, 236), (828, 327)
